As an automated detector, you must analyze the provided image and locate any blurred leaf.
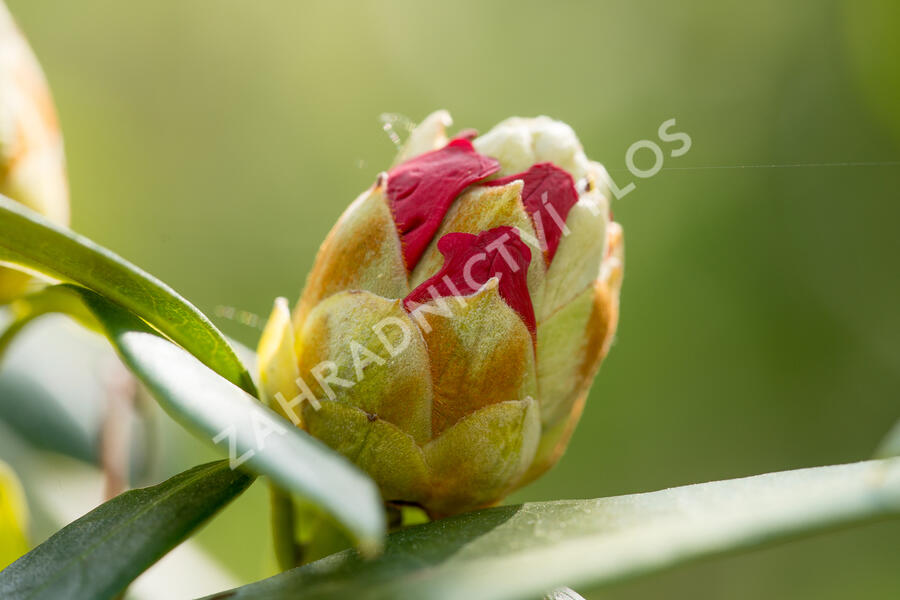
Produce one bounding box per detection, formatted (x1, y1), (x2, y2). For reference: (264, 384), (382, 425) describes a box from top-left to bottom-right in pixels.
(0, 460), (29, 570)
(0, 372), (97, 464)
(0, 296), (103, 463)
(544, 588), (586, 600)
(875, 420), (900, 458)
(292, 497), (355, 565)
(0, 460), (251, 600)
(0, 194), (256, 395)
(843, 0), (900, 143)
(208, 458), (900, 600)
(50, 284), (385, 553)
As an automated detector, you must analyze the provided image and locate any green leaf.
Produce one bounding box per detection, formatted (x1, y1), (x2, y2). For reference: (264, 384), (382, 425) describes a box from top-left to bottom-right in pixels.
(0, 194), (255, 395)
(208, 458), (900, 600)
(0, 460), (252, 600)
(50, 284), (384, 553)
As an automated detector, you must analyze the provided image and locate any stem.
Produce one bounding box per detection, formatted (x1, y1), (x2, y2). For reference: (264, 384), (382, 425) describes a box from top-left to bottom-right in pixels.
(270, 482), (300, 570)
(100, 357), (137, 500)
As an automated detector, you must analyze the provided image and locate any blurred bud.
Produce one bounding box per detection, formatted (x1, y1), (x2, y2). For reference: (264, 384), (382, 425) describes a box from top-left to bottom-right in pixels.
(0, 459), (29, 569)
(0, 2), (69, 302)
(260, 110), (623, 517)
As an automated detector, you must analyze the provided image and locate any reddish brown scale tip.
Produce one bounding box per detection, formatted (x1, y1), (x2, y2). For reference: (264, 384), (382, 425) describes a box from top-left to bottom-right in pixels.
(454, 128), (479, 140)
(386, 136), (499, 270)
(485, 162), (579, 265)
(404, 226), (536, 334)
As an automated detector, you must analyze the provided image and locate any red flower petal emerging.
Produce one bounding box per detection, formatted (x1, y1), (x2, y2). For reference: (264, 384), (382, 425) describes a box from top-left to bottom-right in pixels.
(387, 137), (500, 270)
(404, 226), (536, 334)
(485, 162), (579, 264)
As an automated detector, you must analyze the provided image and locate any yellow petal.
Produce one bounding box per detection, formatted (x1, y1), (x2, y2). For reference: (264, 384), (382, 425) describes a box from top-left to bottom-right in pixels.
(296, 290), (432, 443)
(410, 278), (537, 435)
(423, 397), (540, 517)
(258, 297), (301, 416)
(410, 180), (547, 319)
(292, 183), (409, 330)
(302, 400), (430, 504)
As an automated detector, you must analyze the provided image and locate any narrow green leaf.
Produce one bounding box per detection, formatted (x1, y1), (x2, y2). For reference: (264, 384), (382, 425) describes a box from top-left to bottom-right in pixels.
(209, 458), (900, 600)
(0, 460), (252, 600)
(0, 194), (255, 395)
(57, 285), (384, 553)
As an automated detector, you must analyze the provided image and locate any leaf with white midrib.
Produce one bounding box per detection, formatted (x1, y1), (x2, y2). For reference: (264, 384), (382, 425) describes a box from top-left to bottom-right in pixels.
(205, 458), (900, 600)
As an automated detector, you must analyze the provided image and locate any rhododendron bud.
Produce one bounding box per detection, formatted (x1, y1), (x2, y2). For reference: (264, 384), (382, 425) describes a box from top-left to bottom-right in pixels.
(0, 3), (69, 301)
(259, 110), (623, 517)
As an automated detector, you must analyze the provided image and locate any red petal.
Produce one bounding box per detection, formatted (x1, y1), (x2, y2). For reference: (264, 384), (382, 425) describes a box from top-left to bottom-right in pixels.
(485, 162), (579, 264)
(404, 226), (536, 334)
(387, 137), (499, 270)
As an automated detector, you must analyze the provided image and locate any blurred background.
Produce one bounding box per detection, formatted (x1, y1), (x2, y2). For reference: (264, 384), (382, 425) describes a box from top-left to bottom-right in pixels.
(1, 0), (899, 597)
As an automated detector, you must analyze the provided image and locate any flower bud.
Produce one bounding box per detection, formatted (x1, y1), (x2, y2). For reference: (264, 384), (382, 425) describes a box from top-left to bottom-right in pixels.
(0, 3), (69, 302)
(260, 110), (623, 517)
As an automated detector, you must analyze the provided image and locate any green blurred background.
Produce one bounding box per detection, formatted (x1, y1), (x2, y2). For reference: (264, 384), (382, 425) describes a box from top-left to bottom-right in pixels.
(5, 0), (900, 597)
